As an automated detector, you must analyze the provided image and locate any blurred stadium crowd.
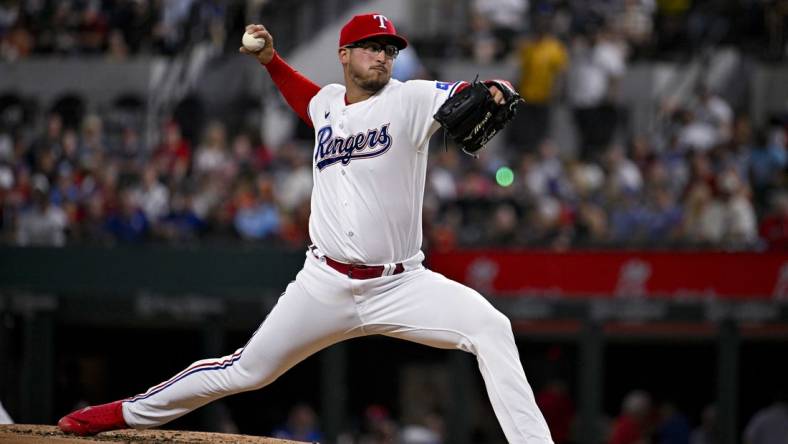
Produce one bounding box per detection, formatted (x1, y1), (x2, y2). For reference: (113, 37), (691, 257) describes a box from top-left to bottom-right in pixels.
(0, 0), (787, 250)
(191, 387), (788, 444)
(0, 0), (232, 59)
(1, 0), (787, 60)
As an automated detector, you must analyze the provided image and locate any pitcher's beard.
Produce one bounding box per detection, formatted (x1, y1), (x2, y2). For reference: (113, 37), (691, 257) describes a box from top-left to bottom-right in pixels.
(350, 68), (389, 94)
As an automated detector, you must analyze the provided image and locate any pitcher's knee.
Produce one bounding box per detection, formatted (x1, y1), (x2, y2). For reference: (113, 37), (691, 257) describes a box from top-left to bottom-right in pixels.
(226, 363), (280, 393)
(489, 310), (514, 338)
(471, 309), (515, 346)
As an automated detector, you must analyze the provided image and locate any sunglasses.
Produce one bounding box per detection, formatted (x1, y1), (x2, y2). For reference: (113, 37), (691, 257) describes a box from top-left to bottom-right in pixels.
(345, 41), (399, 59)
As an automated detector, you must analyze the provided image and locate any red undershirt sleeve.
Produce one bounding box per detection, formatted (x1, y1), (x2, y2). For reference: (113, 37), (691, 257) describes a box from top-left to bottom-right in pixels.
(263, 52), (321, 127)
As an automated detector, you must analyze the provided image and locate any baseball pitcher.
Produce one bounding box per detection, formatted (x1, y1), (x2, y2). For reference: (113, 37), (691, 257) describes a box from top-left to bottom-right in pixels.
(58, 13), (552, 444)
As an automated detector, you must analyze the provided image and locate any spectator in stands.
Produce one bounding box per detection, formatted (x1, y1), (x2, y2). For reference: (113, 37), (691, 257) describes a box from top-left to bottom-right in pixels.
(93, 161), (120, 215)
(103, 186), (148, 243)
(279, 198), (310, 248)
(79, 114), (107, 169)
(686, 151), (716, 191)
(535, 379), (575, 444)
(391, 46), (429, 82)
(427, 149), (461, 202)
(156, 189), (204, 242)
(56, 129), (81, 177)
(400, 410), (445, 444)
(523, 140), (572, 200)
(272, 403), (323, 442)
(108, 0), (154, 54)
(748, 125), (787, 209)
(676, 109), (718, 153)
(31, 114), (64, 162)
(683, 182), (724, 245)
(487, 203), (521, 245)
(743, 391), (788, 444)
(71, 184), (105, 244)
(193, 120), (231, 177)
(153, 0), (195, 54)
(1, 20), (33, 60)
(358, 404), (400, 444)
(764, 1), (788, 60)
(690, 85), (733, 147)
(0, 158), (13, 225)
(717, 167), (758, 248)
(644, 186), (683, 243)
(690, 404), (719, 444)
(613, 0), (655, 58)
(574, 200), (609, 245)
(655, 402), (691, 444)
(608, 191), (648, 244)
(0, 130), (11, 157)
(193, 0), (227, 49)
(77, 2), (109, 54)
(567, 24), (627, 161)
(566, 157), (606, 198)
(49, 165), (80, 227)
(511, 15), (568, 151)
(533, 195), (573, 249)
(230, 130), (272, 176)
(458, 163), (496, 199)
(190, 173), (226, 231)
(658, 136), (691, 196)
(653, 0), (691, 56)
(608, 390), (653, 444)
(274, 147), (312, 212)
(233, 174), (279, 240)
(468, 4), (501, 63)
(15, 174), (67, 246)
(604, 144), (643, 196)
(472, 0), (528, 60)
(0, 1), (17, 36)
(718, 116), (752, 190)
(759, 191), (788, 250)
(135, 166), (169, 224)
(112, 126), (145, 175)
(686, 0), (731, 54)
(106, 29), (129, 61)
(4, 163), (30, 220)
(32, 145), (59, 184)
(152, 121), (191, 184)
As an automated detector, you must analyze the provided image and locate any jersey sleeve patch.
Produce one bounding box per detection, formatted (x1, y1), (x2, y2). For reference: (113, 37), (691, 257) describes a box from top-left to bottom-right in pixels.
(435, 81), (451, 90)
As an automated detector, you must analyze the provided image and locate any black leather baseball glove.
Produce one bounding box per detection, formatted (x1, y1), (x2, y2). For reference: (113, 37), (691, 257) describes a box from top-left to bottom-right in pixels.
(433, 79), (523, 156)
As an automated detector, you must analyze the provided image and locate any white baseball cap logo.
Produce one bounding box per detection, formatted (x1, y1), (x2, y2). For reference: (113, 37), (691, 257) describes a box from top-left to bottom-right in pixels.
(373, 14), (388, 28)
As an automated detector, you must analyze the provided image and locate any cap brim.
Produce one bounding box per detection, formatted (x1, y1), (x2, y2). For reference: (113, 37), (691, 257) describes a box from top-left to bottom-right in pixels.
(351, 33), (408, 50)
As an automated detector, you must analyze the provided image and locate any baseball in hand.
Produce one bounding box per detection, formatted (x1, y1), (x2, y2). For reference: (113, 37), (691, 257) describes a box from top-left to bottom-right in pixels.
(242, 32), (265, 51)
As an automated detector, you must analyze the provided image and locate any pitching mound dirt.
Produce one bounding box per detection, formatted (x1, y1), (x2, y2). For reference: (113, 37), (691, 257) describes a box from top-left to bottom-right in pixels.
(0, 425), (312, 443)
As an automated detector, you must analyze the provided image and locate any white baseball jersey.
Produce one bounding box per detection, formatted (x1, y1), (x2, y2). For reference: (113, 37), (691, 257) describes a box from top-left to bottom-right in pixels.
(306, 79), (464, 265)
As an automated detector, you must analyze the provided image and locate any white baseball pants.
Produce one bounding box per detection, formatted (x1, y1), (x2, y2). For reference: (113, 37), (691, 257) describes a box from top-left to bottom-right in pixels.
(122, 249), (553, 444)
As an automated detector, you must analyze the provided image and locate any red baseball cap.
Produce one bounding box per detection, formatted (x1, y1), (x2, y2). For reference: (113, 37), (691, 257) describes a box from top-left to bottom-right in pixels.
(339, 13), (408, 49)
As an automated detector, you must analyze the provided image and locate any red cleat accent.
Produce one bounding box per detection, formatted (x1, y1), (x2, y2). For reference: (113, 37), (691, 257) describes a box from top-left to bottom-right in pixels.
(57, 400), (128, 436)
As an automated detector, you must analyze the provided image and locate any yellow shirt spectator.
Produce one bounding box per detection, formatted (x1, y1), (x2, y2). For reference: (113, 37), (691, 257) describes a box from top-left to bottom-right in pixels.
(517, 35), (568, 104)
